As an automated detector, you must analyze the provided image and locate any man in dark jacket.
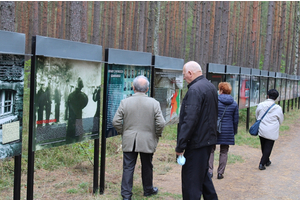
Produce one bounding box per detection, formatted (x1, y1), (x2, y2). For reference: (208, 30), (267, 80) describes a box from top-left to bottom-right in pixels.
(176, 61), (218, 200)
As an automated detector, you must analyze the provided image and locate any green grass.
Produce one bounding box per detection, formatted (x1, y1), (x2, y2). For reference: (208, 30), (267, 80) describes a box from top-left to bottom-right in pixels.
(66, 188), (78, 194)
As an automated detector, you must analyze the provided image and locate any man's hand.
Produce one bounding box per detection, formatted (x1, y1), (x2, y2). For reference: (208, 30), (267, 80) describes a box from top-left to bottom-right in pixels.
(176, 151), (183, 156)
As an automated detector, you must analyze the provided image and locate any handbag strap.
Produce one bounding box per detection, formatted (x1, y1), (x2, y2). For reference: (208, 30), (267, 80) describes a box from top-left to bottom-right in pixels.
(220, 105), (228, 121)
(260, 104), (275, 120)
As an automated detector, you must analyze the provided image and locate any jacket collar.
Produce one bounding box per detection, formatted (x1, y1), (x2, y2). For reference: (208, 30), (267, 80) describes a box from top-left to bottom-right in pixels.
(188, 75), (204, 89)
(133, 92), (147, 97)
(266, 99), (275, 103)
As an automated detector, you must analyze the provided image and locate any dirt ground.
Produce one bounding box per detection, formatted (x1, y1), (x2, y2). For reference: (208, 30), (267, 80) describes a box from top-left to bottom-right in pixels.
(4, 115), (300, 200)
(154, 118), (300, 200)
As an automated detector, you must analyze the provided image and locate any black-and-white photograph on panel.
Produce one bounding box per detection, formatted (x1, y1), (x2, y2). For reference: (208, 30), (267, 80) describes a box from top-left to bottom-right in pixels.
(33, 57), (101, 151)
(0, 54), (24, 159)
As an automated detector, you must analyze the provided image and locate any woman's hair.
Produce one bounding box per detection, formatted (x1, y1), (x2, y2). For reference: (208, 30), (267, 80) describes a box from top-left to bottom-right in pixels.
(267, 89), (279, 100)
(218, 82), (232, 94)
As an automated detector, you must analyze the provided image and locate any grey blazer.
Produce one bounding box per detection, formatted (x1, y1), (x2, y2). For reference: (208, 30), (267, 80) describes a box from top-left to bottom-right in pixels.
(112, 93), (165, 153)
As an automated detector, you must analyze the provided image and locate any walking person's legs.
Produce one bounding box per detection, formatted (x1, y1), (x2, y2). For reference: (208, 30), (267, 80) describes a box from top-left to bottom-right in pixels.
(182, 146), (218, 200)
(208, 145), (216, 176)
(259, 136), (275, 166)
(217, 144), (229, 179)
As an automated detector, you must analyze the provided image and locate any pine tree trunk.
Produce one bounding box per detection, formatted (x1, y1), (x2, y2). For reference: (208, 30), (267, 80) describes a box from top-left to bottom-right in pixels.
(277, 2), (286, 72)
(0, 1), (15, 31)
(203, 1), (211, 73)
(70, 1), (81, 42)
(65, 2), (70, 40)
(131, 2), (138, 50)
(189, 2), (197, 61)
(212, 1), (222, 62)
(181, 2), (188, 59)
(153, 1), (160, 55)
(92, 1), (100, 45)
(219, 1), (229, 64)
(200, 2), (206, 64)
(163, 2), (170, 56)
(271, 2), (279, 70)
(138, 1), (145, 52)
(290, 2), (298, 75)
(249, 1), (258, 68)
(228, 2), (236, 65)
(61, 2), (65, 39)
(263, 1), (274, 71)
(56, 1), (62, 39)
(285, 2), (293, 73)
(50, 1), (56, 38)
(147, 1), (155, 53)
(32, 1), (38, 36)
(101, 2), (107, 48)
(81, 1), (87, 43)
(194, 2), (201, 63)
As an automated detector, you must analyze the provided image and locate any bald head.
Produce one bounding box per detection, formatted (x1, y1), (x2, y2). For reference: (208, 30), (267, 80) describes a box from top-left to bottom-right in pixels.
(182, 61), (203, 84)
(133, 75), (149, 93)
(184, 61), (202, 73)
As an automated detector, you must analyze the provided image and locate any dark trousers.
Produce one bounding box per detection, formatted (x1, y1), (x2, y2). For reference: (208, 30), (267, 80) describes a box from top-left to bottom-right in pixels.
(259, 136), (275, 165)
(121, 152), (153, 199)
(182, 145), (218, 200)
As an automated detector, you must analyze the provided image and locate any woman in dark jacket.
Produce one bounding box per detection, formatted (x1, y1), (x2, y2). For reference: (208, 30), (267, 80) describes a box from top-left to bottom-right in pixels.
(208, 82), (239, 179)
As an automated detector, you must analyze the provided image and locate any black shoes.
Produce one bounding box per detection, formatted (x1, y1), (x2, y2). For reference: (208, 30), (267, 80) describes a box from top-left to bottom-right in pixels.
(259, 164), (266, 170)
(217, 173), (224, 179)
(144, 187), (158, 197)
(259, 161), (271, 170)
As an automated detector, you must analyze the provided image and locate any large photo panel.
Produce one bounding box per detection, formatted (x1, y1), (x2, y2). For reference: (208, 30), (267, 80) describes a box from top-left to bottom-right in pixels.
(154, 69), (183, 125)
(105, 64), (151, 138)
(0, 54), (24, 159)
(33, 56), (101, 151)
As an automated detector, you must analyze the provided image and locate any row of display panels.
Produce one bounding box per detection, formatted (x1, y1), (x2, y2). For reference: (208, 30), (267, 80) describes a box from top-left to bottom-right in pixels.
(207, 63), (300, 109)
(0, 31), (184, 160)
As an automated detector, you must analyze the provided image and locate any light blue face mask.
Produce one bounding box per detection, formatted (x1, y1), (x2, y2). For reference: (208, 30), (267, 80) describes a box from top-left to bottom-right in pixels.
(177, 155), (186, 166)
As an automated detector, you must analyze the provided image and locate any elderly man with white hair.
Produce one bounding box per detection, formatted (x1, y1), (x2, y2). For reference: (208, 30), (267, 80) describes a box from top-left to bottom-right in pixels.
(176, 61), (219, 200)
(113, 75), (165, 200)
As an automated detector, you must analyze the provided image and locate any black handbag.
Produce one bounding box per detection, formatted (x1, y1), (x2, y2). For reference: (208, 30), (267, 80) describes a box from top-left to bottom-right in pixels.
(217, 105), (228, 134)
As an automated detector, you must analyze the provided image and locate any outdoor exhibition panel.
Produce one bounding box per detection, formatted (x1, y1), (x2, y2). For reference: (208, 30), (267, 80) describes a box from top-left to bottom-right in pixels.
(250, 68), (260, 107)
(225, 65), (240, 103)
(298, 76), (300, 97)
(292, 75), (298, 98)
(206, 63), (226, 91)
(103, 48), (152, 138)
(268, 71), (276, 91)
(0, 30), (26, 160)
(239, 67), (251, 109)
(152, 55), (184, 125)
(275, 72), (282, 101)
(260, 70), (268, 103)
(286, 75), (292, 100)
(30, 36), (103, 151)
(281, 73), (287, 101)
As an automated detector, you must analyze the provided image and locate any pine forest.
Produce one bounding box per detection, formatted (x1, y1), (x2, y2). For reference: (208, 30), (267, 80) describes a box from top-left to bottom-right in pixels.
(1, 1), (300, 76)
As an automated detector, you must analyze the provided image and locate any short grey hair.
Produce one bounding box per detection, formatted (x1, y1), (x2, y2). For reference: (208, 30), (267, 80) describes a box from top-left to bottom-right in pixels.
(133, 75), (149, 92)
